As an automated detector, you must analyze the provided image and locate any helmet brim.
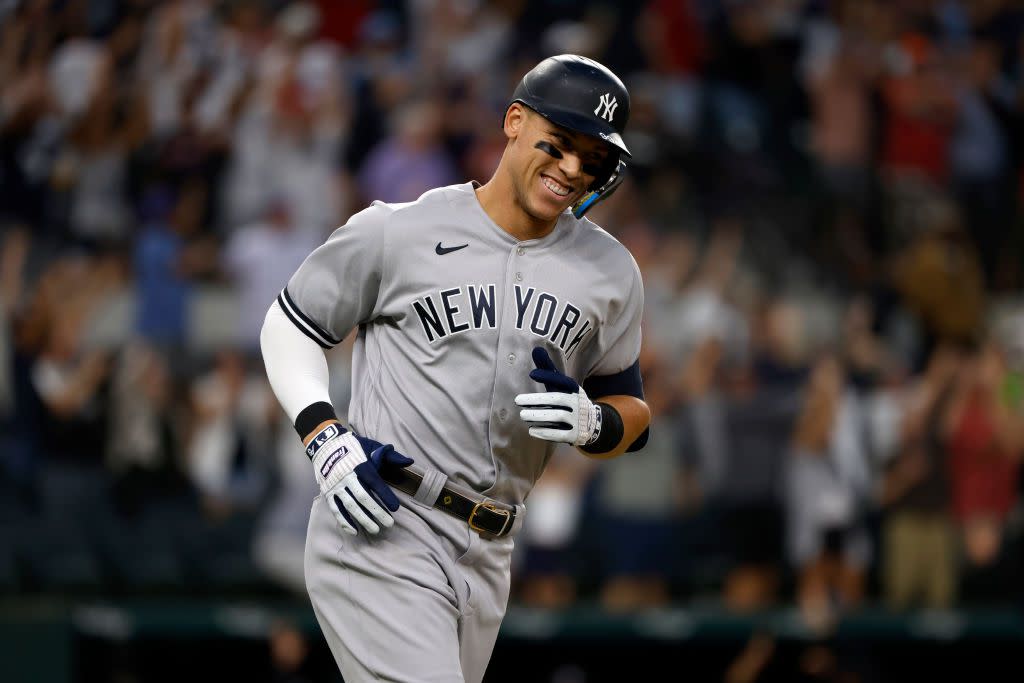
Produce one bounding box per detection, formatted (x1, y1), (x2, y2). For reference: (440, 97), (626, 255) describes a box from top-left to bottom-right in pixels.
(514, 100), (631, 158)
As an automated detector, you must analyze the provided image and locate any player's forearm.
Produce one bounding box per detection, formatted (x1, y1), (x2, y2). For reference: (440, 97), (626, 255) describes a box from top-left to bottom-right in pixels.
(577, 394), (651, 460)
(260, 299), (334, 428)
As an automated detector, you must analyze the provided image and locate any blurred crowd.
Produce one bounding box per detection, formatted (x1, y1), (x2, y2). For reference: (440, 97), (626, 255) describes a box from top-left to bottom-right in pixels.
(1, 0), (1024, 646)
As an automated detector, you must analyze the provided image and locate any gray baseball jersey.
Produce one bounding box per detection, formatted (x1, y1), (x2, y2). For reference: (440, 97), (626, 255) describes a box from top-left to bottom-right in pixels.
(282, 181), (644, 682)
(281, 181), (644, 504)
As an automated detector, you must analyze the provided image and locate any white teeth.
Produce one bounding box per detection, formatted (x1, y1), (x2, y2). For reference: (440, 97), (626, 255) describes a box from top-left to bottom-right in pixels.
(542, 177), (570, 197)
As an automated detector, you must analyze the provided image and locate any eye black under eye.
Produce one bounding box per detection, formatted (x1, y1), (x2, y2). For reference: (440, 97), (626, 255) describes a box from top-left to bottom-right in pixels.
(535, 141), (563, 159)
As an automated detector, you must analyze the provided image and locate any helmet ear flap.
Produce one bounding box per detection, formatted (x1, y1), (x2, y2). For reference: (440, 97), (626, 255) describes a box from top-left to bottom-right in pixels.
(587, 152), (621, 192)
(572, 159), (626, 219)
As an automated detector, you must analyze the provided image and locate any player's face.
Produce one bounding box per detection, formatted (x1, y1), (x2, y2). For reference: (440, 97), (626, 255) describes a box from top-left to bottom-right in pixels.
(509, 107), (610, 222)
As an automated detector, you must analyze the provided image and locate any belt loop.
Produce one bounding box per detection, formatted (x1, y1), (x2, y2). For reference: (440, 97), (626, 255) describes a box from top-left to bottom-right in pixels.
(509, 503), (525, 536)
(415, 468), (447, 507)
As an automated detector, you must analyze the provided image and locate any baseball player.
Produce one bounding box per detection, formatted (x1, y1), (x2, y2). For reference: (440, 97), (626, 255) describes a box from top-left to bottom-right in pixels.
(260, 54), (650, 682)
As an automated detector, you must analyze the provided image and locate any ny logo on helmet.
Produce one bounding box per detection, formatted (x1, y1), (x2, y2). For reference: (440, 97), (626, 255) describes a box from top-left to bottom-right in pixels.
(594, 93), (618, 122)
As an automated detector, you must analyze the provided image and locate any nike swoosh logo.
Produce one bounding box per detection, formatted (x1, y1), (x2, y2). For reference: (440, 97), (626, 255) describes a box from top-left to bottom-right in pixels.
(435, 242), (468, 255)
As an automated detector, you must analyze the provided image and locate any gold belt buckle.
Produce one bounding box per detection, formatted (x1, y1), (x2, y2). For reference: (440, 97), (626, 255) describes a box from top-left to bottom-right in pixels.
(468, 501), (511, 536)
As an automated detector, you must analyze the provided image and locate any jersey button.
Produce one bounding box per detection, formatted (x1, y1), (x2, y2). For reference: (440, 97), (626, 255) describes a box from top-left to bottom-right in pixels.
(507, 353), (516, 364)
(498, 408), (508, 420)
(517, 247), (526, 256)
(515, 272), (523, 282)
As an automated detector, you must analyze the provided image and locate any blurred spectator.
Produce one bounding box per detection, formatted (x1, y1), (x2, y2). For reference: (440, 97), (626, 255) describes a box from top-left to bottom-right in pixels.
(343, 9), (415, 175)
(0, 3), (63, 235)
(0, 228), (34, 487)
(804, 8), (876, 215)
(717, 382), (802, 611)
(750, 295), (814, 388)
(949, 28), (1020, 287)
(636, 0), (705, 141)
(222, 196), (321, 352)
(944, 341), (1023, 603)
(312, 0), (373, 50)
(680, 330), (802, 610)
(0, 229), (29, 419)
(16, 252), (119, 590)
(839, 295), (903, 391)
(673, 337), (729, 591)
(785, 355), (872, 631)
(186, 350), (273, 518)
(57, 53), (147, 248)
(801, 4), (884, 284)
(217, 1), (348, 234)
(104, 340), (185, 517)
(878, 32), (958, 188)
(636, 229), (697, 359)
(268, 617), (316, 683)
(879, 344), (961, 610)
(266, 1), (348, 228)
(134, 180), (219, 348)
(29, 253), (120, 465)
(889, 197), (985, 368)
(513, 446), (594, 609)
(48, 26), (105, 123)
(413, 0), (515, 80)
(32, 319), (111, 463)
(668, 220), (749, 367)
(593, 370), (685, 611)
(357, 97), (459, 204)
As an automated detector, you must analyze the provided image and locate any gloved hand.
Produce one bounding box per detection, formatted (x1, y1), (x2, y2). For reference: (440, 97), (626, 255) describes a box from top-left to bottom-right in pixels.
(307, 423), (414, 536)
(515, 347), (602, 446)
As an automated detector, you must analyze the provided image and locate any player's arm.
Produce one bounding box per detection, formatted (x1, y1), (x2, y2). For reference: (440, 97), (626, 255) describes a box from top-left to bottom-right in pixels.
(260, 202), (416, 535)
(261, 297), (413, 537)
(516, 347), (650, 459)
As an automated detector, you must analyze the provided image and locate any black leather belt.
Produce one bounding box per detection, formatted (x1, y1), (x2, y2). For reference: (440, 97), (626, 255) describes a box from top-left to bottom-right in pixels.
(380, 465), (516, 539)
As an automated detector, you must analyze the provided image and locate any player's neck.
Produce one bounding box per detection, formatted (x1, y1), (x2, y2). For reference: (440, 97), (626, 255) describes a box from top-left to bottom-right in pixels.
(475, 177), (557, 242)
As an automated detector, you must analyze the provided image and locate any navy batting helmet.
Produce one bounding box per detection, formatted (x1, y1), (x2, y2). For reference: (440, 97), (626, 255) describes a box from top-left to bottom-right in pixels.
(509, 54), (631, 218)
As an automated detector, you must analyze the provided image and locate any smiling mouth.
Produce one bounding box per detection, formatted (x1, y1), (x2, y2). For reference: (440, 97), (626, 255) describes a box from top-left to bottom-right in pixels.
(541, 175), (572, 198)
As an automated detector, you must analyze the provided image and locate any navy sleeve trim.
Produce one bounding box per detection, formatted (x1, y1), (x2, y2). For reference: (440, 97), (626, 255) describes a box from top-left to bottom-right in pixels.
(277, 293), (331, 349)
(583, 359), (644, 400)
(281, 287), (341, 344)
(278, 289), (340, 349)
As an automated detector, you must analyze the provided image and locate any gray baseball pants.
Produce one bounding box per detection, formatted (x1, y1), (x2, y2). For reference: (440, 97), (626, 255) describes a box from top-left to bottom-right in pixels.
(304, 491), (515, 682)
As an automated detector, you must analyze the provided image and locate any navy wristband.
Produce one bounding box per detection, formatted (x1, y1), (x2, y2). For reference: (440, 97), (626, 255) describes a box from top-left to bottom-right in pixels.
(580, 402), (624, 454)
(295, 401), (341, 439)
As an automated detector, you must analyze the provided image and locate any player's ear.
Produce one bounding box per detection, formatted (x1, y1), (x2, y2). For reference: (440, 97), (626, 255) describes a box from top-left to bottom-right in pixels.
(504, 103), (527, 141)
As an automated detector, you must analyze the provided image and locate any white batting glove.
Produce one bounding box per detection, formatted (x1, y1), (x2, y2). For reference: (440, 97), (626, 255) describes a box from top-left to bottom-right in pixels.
(306, 423), (413, 536)
(516, 387), (603, 446)
(515, 347), (602, 446)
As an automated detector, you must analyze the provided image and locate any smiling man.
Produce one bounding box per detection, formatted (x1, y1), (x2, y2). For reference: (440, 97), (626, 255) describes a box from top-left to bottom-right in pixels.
(260, 54), (649, 683)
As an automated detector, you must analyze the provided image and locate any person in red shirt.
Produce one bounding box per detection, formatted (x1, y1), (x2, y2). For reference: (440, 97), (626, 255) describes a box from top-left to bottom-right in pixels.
(944, 341), (1024, 600)
(879, 33), (959, 186)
